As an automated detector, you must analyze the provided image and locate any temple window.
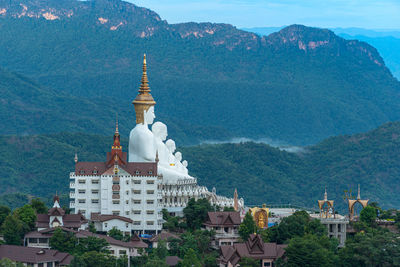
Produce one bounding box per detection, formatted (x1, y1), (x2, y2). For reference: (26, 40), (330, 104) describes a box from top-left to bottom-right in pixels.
(133, 180), (141, 184)
(133, 190), (141, 194)
(146, 210), (154, 215)
(146, 221), (154, 225)
(80, 170), (85, 174)
(133, 200), (141, 204)
(78, 190), (85, 194)
(78, 199), (86, 203)
(78, 180), (86, 184)
(135, 170), (140, 175)
(112, 211), (120, 216)
(147, 190), (154, 194)
(91, 180), (99, 184)
(133, 210), (141, 215)
(92, 190), (99, 194)
(93, 170), (98, 174)
(148, 170), (153, 175)
(147, 180), (154, 184)
(112, 200), (120, 204)
(91, 199), (99, 204)
(133, 221), (141, 225)
(147, 200), (154, 204)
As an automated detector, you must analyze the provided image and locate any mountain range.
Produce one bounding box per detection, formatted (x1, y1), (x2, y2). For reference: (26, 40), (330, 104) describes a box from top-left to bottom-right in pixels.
(1, 121), (400, 211)
(244, 27), (400, 80)
(0, 0), (400, 145)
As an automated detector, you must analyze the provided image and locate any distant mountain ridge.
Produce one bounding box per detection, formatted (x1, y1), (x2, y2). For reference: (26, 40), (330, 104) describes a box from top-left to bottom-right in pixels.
(0, 0), (400, 145)
(245, 26), (400, 80)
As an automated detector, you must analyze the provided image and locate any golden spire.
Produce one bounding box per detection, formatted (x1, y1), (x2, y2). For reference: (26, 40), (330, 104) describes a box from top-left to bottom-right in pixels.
(115, 114), (119, 134)
(133, 54), (156, 124)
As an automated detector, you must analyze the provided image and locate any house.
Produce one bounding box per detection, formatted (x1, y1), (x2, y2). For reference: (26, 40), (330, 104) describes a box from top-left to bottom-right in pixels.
(203, 212), (241, 247)
(36, 195), (87, 231)
(219, 234), (286, 267)
(149, 231), (181, 249)
(24, 227), (148, 258)
(0, 244), (73, 267)
(91, 213), (133, 235)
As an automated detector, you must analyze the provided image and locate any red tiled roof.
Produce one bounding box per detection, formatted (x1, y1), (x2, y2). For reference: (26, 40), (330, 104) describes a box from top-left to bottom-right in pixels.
(203, 212), (241, 227)
(149, 231), (181, 242)
(0, 245), (73, 265)
(91, 213), (133, 223)
(75, 161), (157, 177)
(48, 207), (65, 216)
(219, 234), (287, 264)
(36, 213), (87, 229)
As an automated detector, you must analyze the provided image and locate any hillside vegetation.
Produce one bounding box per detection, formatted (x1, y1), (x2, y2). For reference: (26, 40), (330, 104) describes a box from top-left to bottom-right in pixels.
(0, 0), (399, 145)
(1, 122), (400, 210)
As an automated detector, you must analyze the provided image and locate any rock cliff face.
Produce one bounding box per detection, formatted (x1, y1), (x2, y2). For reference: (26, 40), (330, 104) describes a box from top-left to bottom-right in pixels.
(0, 0), (399, 145)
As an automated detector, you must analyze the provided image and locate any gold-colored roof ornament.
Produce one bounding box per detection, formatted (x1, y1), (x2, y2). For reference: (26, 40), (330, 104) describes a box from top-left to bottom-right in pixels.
(318, 187), (335, 218)
(249, 204), (269, 229)
(348, 184), (369, 221)
(133, 54), (156, 124)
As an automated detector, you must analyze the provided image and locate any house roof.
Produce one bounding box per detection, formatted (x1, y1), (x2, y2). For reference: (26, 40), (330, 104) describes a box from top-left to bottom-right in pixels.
(149, 231), (181, 242)
(0, 245), (73, 265)
(166, 256), (182, 266)
(36, 213), (87, 229)
(219, 234), (287, 264)
(75, 161), (157, 177)
(91, 213), (133, 223)
(203, 212), (241, 227)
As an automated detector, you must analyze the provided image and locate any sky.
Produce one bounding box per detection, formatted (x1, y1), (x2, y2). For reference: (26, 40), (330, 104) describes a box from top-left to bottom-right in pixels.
(130, 0), (400, 29)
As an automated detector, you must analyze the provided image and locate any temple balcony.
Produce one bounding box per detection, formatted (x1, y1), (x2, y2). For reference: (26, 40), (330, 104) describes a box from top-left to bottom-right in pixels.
(70, 182), (75, 188)
(70, 192), (75, 198)
(70, 202), (75, 208)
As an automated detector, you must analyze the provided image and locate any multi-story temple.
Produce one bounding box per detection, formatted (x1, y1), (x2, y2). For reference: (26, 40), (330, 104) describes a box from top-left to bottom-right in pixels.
(70, 55), (244, 234)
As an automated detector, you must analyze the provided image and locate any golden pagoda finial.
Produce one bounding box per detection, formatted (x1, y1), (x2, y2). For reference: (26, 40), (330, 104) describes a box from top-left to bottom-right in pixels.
(115, 113), (119, 134)
(133, 54), (156, 124)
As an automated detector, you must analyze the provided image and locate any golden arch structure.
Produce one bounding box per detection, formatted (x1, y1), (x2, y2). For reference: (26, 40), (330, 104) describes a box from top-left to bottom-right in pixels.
(348, 185), (368, 221)
(318, 188), (335, 219)
(250, 204), (269, 229)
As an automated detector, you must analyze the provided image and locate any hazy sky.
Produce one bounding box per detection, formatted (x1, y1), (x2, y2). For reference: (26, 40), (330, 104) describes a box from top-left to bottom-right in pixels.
(130, 0), (400, 29)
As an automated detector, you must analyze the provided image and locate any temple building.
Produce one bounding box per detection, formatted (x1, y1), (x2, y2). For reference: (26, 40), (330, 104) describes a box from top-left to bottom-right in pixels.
(70, 54), (244, 233)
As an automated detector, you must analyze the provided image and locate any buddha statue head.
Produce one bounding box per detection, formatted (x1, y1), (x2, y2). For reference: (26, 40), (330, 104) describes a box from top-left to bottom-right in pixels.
(175, 152), (182, 162)
(152, 121), (168, 141)
(133, 54), (156, 125)
(166, 139), (176, 154)
(182, 160), (188, 168)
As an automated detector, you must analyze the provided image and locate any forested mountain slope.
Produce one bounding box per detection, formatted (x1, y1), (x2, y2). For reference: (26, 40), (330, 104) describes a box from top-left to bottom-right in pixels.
(1, 122), (400, 211)
(0, 0), (399, 145)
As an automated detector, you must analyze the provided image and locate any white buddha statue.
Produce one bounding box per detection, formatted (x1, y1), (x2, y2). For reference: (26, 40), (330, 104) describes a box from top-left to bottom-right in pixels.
(129, 106), (156, 162)
(128, 54), (195, 182)
(182, 160), (189, 175)
(152, 122), (170, 168)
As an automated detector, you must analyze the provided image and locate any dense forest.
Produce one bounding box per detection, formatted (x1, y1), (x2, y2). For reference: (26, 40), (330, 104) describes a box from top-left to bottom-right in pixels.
(1, 121), (400, 211)
(0, 0), (399, 145)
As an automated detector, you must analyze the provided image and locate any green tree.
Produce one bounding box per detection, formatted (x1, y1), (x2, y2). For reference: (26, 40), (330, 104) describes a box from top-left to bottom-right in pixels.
(0, 206), (11, 229)
(49, 228), (77, 254)
(0, 258), (24, 267)
(88, 222), (96, 233)
(239, 212), (257, 241)
(30, 198), (48, 214)
(108, 227), (123, 240)
(360, 206), (377, 227)
(180, 248), (202, 267)
(76, 236), (109, 254)
(269, 211), (310, 244)
(14, 205), (36, 233)
(70, 251), (115, 267)
(338, 230), (400, 266)
(284, 234), (338, 267)
(223, 206), (235, 211)
(238, 257), (260, 267)
(183, 198), (213, 230)
(1, 214), (23, 245)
